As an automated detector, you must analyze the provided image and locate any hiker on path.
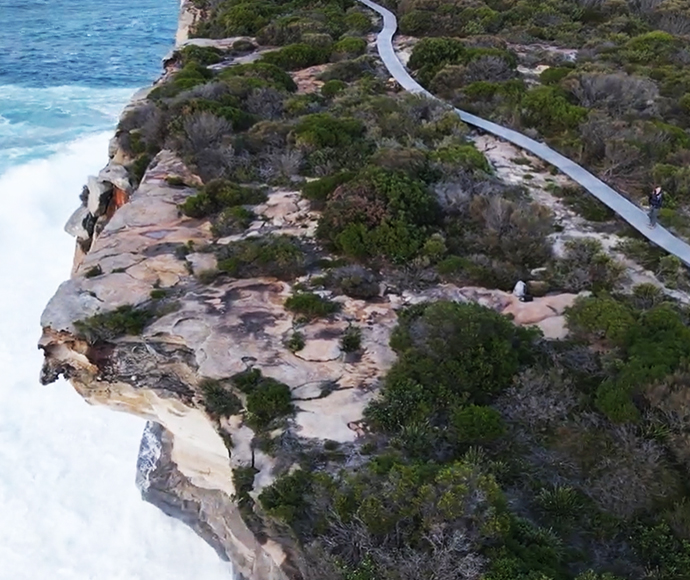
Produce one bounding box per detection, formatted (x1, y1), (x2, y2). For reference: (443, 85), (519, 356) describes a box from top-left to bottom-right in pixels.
(648, 186), (663, 229)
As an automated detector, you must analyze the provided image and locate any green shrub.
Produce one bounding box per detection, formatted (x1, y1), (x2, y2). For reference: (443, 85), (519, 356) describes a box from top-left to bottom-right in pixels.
(548, 238), (624, 292)
(150, 289), (167, 300)
(192, 1), (280, 38)
(200, 379), (243, 417)
(408, 37), (466, 74)
(366, 301), (538, 434)
(536, 485), (585, 521)
(149, 62), (213, 99)
(521, 86), (588, 135)
(595, 380), (641, 424)
(232, 465), (258, 508)
(131, 154), (152, 183)
(232, 38), (256, 53)
(328, 265), (380, 299)
(218, 61), (297, 92)
(301, 171), (356, 203)
(320, 79), (347, 98)
(246, 379), (293, 428)
(260, 43), (331, 71)
(287, 332), (305, 352)
(179, 45), (224, 67)
(230, 368), (293, 428)
(539, 66), (572, 85)
(258, 469), (313, 524)
(345, 11), (373, 33)
(180, 179), (266, 218)
(340, 325), (362, 353)
(633, 522), (690, 579)
(165, 176), (187, 187)
(452, 405), (505, 444)
(430, 144), (490, 173)
(317, 167), (439, 263)
(216, 236), (306, 280)
(621, 31), (680, 66)
(211, 206), (255, 237)
(332, 36), (367, 58)
(565, 295), (636, 345)
(293, 113), (365, 149)
(285, 291), (340, 320)
(74, 305), (154, 344)
(318, 56), (376, 82)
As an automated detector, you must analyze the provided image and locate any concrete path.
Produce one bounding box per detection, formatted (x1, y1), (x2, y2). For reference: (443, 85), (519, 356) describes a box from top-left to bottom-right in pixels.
(357, 0), (690, 267)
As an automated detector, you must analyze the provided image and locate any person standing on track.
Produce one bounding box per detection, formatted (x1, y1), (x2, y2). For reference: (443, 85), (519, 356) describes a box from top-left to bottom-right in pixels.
(648, 186), (664, 229)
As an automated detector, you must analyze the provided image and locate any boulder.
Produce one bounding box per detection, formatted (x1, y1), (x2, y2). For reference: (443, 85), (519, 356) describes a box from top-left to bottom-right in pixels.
(502, 293), (578, 325)
(86, 175), (112, 215)
(98, 163), (131, 193)
(64, 206), (91, 240)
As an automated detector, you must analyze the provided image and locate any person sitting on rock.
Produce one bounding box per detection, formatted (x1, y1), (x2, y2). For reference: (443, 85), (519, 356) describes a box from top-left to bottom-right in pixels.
(647, 186), (664, 229)
(512, 280), (533, 302)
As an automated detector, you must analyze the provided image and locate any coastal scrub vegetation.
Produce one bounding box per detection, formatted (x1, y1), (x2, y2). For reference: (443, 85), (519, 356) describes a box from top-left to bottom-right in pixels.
(399, 2), (690, 235)
(115, 2), (690, 579)
(258, 295), (690, 580)
(74, 300), (179, 344)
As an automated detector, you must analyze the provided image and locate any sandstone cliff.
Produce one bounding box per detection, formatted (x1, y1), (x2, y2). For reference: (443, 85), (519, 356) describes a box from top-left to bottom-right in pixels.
(37, 2), (586, 579)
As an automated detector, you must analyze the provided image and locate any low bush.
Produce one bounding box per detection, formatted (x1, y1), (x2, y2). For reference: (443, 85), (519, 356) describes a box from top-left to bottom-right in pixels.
(565, 295), (636, 345)
(258, 469), (313, 524)
(300, 171), (355, 204)
(340, 325), (362, 353)
(327, 264), (380, 299)
(180, 179), (266, 218)
(287, 332), (305, 352)
(247, 378), (293, 428)
(231, 368), (293, 428)
(74, 304), (154, 344)
(366, 301), (538, 448)
(345, 10), (373, 33)
(210, 206), (255, 237)
(320, 79), (347, 98)
(452, 405), (505, 445)
(260, 43), (331, 71)
(548, 238), (624, 293)
(216, 236), (306, 280)
(317, 167), (440, 263)
(218, 61), (298, 92)
(292, 113), (365, 149)
(285, 291), (340, 320)
(520, 86), (588, 136)
(178, 45), (225, 67)
(331, 36), (367, 59)
(200, 379), (243, 417)
(149, 62), (214, 100)
(318, 56), (377, 82)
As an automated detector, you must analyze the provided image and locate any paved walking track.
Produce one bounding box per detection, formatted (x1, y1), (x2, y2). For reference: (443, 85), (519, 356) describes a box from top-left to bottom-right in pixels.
(357, 0), (690, 266)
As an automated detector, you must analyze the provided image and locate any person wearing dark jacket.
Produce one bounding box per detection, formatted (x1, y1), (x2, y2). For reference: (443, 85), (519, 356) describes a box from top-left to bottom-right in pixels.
(648, 186), (663, 228)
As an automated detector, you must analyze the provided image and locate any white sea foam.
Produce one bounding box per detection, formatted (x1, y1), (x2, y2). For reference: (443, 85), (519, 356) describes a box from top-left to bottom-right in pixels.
(0, 133), (233, 579)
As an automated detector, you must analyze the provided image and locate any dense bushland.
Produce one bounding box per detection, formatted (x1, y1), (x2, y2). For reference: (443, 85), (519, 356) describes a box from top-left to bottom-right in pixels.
(257, 295), (690, 580)
(400, 2), (690, 233)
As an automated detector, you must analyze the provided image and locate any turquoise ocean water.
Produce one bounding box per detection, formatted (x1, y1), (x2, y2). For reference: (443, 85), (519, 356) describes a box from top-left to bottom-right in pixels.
(0, 1), (232, 578)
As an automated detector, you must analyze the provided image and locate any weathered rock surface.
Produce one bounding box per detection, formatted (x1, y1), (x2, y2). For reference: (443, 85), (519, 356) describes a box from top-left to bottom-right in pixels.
(39, 146), (581, 579)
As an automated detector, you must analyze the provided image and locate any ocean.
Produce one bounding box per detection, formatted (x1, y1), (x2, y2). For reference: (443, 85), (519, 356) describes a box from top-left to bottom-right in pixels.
(0, 0), (232, 578)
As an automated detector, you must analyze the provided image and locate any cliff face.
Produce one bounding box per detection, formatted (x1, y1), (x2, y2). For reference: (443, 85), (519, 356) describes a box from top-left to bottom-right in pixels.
(37, 2), (583, 579)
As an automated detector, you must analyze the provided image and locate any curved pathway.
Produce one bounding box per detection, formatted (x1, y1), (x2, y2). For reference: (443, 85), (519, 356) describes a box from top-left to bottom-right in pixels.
(357, 0), (690, 267)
